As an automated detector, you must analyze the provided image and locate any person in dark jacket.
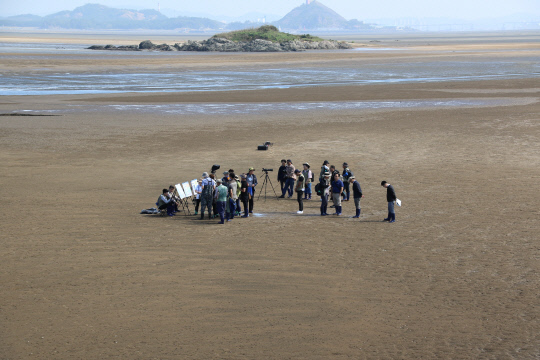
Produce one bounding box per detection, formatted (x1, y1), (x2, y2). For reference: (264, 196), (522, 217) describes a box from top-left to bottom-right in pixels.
(277, 159), (287, 194)
(319, 171), (331, 216)
(240, 174), (249, 217)
(342, 162), (354, 201)
(349, 176), (364, 218)
(381, 180), (397, 223)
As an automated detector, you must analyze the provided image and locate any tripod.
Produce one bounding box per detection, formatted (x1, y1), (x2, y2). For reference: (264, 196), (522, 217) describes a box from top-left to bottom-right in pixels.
(258, 170), (279, 201)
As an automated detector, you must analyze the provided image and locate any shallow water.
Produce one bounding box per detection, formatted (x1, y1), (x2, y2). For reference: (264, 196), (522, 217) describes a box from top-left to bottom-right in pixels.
(1, 42), (539, 96)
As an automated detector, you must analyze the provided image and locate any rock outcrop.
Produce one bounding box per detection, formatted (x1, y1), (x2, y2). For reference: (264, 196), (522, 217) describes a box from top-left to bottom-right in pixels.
(87, 38), (352, 52)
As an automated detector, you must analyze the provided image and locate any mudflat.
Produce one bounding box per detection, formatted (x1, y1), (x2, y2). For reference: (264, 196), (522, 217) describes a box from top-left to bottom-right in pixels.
(1, 31), (539, 359)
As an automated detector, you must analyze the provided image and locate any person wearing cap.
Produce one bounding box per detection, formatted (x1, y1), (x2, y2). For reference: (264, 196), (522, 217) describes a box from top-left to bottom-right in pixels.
(156, 189), (175, 216)
(200, 172), (215, 220)
(239, 174), (249, 217)
(226, 172), (238, 221)
(277, 159), (287, 194)
(349, 176), (364, 218)
(342, 163), (354, 201)
(246, 167), (258, 214)
(214, 179), (228, 224)
(330, 173), (344, 215)
(302, 163), (313, 200)
(319, 171), (331, 215)
(193, 179), (202, 215)
(280, 159), (296, 198)
(234, 175), (242, 216)
(294, 169), (306, 214)
(381, 181), (397, 223)
(221, 171), (230, 184)
(319, 160), (330, 182)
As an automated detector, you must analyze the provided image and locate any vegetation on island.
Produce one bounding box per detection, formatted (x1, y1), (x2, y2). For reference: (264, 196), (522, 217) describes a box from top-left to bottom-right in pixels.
(212, 25), (325, 43)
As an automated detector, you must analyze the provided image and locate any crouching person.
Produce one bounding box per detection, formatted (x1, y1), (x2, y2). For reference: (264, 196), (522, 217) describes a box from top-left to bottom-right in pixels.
(157, 189), (175, 216)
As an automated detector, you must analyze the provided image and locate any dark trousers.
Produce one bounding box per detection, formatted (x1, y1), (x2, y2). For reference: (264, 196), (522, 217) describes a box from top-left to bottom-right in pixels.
(280, 180), (286, 193)
(320, 194), (328, 214)
(216, 201), (226, 223)
(297, 191), (303, 211)
(343, 181), (350, 200)
(159, 202), (175, 215)
(236, 198), (241, 213)
(212, 201), (217, 218)
(194, 199), (200, 212)
(242, 198), (249, 216)
(248, 196), (254, 213)
(227, 198), (236, 220)
(282, 178), (295, 197)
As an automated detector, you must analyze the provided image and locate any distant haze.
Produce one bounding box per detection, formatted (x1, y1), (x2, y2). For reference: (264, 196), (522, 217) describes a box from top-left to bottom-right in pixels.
(1, 0), (539, 21)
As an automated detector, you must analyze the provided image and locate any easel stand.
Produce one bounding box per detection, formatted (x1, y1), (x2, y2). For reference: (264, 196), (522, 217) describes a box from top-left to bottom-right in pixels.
(172, 189), (191, 216)
(258, 170), (279, 201)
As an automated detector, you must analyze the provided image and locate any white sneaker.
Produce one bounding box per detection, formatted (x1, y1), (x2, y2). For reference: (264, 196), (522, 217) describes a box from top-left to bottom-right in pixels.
(296, 211), (303, 214)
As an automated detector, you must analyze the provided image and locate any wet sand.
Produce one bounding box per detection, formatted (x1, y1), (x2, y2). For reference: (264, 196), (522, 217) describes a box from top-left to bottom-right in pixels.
(1, 32), (540, 359)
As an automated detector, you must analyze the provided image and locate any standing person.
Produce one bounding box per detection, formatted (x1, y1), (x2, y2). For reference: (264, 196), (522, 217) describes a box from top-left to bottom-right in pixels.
(330, 173), (344, 216)
(226, 173), (238, 221)
(193, 179), (202, 215)
(381, 180), (397, 223)
(209, 173), (217, 218)
(200, 172), (215, 220)
(214, 179), (228, 224)
(246, 167), (258, 214)
(328, 165), (340, 208)
(349, 176), (364, 218)
(278, 159), (287, 195)
(279, 159), (296, 198)
(302, 163), (313, 200)
(240, 174), (249, 218)
(157, 189), (175, 216)
(319, 160), (330, 182)
(234, 175), (242, 216)
(294, 169), (305, 214)
(221, 171), (230, 184)
(342, 163), (354, 201)
(319, 171), (331, 216)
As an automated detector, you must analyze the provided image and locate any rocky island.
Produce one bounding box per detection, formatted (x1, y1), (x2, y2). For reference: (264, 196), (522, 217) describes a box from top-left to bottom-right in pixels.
(87, 25), (352, 52)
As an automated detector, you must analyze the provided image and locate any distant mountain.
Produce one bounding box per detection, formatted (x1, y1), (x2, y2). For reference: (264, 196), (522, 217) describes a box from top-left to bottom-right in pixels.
(274, 1), (372, 30)
(0, 3), (224, 30)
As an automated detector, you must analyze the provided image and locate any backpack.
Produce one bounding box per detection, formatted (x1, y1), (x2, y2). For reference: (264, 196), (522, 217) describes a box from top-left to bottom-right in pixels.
(315, 183), (322, 196)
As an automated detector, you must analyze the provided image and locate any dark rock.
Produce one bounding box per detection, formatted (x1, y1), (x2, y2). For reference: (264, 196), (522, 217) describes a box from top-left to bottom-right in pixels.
(87, 45), (105, 50)
(139, 40), (156, 49)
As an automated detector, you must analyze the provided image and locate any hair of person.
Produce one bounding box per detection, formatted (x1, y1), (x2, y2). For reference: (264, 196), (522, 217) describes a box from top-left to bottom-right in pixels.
(381, 181), (387, 186)
(330, 165), (335, 169)
(230, 172), (235, 179)
(162, 189), (169, 194)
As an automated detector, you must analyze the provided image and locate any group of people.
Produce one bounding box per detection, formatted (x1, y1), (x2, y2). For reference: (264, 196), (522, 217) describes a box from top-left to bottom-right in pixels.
(278, 159), (398, 222)
(195, 168), (258, 224)
(157, 160), (398, 223)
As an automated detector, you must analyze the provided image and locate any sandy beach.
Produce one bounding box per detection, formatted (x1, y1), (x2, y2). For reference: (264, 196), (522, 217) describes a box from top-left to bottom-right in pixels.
(1, 31), (539, 359)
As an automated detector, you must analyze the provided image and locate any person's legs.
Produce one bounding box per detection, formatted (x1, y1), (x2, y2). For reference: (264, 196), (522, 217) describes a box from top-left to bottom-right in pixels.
(286, 178), (294, 197)
(229, 198), (236, 219)
(344, 182), (350, 201)
(242, 199), (249, 217)
(217, 201), (225, 223)
(194, 199), (200, 214)
(388, 201), (395, 222)
(333, 193), (342, 215)
(248, 196), (254, 213)
(353, 197), (361, 218)
(236, 198), (241, 215)
(321, 194), (328, 215)
(297, 191), (303, 212)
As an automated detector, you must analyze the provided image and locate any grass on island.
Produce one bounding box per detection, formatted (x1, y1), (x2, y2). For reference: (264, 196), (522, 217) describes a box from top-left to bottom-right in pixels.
(212, 25), (325, 43)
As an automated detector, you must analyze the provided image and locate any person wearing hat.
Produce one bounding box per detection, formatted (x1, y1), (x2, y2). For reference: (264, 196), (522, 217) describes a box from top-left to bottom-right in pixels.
(226, 172), (238, 221)
(214, 179), (228, 224)
(200, 172), (215, 220)
(246, 167), (258, 214)
(277, 159), (287, 194)
(381, 180), (397, 223)
(221, 171), (230, 184)
(193, 179), (203, 215)
(157, 188), (175, 216)
(239, 174), (249, 217)
(294, 169), (306, 214)
(349, 176), (364, 218)
(280, 159), (296, 198)
(234, 175), (242, 216)
(330, 173), (344, 215)
(342, 162), (354, 201)
(319, 171), (331, 216)
(319, 160), (330, 182)
(302, 162), (314, 200)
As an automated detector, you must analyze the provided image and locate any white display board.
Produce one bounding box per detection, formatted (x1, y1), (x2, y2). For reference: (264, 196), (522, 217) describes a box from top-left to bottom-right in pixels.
(175, 183), (186, 199)
(190, 179), (198, 195)
(182, 182), (193, 197)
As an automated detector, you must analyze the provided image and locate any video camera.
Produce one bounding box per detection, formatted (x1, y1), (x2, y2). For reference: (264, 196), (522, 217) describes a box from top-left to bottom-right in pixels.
(211, 164), (220, 174)
(262, 168), (273, 172)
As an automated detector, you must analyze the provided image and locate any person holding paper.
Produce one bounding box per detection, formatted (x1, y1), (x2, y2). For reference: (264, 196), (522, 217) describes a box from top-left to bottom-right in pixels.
(349, 176), (364, 219)
(381, 180), (397, 223)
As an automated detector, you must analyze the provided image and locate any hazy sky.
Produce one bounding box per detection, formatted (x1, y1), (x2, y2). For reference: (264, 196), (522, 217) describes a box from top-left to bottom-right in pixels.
(1, 0), (539, 20)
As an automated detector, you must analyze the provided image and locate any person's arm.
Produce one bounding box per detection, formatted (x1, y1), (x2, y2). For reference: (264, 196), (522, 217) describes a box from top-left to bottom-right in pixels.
(253, 175), (258, 187)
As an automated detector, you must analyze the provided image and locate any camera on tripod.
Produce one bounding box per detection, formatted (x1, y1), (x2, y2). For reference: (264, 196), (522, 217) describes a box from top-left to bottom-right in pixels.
(257, 141), (274, 151)
(262, 168), (273, 172)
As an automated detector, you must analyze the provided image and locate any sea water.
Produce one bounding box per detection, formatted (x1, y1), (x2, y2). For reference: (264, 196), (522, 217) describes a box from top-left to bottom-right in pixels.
(1, 42), (539, 96)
